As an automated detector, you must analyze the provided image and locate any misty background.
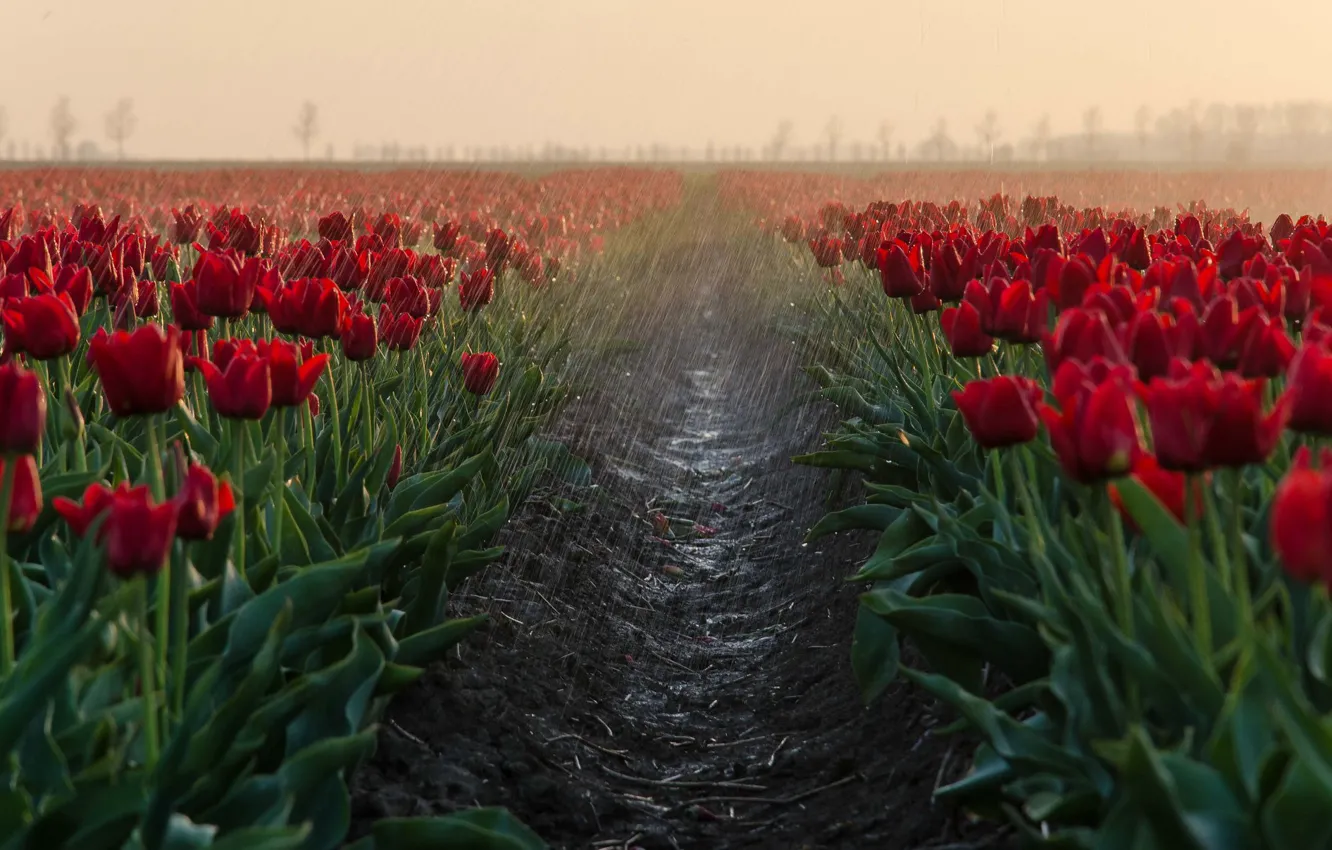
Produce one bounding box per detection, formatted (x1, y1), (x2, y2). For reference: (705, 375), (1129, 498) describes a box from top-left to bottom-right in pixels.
(7, 0), (1332, 164)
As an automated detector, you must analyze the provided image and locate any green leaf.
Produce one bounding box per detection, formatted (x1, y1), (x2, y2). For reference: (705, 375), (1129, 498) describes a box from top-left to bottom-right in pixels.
(400, 523), (457, 636)
(806, 504), (901, 542)
(371, 810), (546, 850)
(395, 615), (487, 668)
(850, 605), (899, 704)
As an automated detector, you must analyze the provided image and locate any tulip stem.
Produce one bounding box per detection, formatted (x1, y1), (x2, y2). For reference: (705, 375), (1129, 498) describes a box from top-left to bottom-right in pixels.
(272, 409), (285, 560)
(1185, 473), (1213, 663)
(149, 419), (172, 694)
(1229, 469), (1253, 632)
(323, 342), (345, 493)
(136, 575), (160, 771)
(1102, 487), (1139, 717)
(301, 400), (316, 496)
(232, 420), (247, 577)
(1011, 449), (1044, 557)
(0, 458), (15, 677)
(169, 540), (190, 720)
(361, 363), (375, 453)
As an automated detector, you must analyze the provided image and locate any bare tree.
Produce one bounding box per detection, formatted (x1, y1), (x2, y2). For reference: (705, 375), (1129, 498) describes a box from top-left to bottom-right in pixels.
(50, 97), (77, 161)
(1028, 114), (1051, 161)
(975, 110), (1001, 163)
(1134, 106), (1153, 159)
(293, 101), (319, 160)
(876, 121), (894, 161)
(104, 98), (136, 160)
(1082, 107), (1102, 160)
(1232, 104), (1261, 163)
(824, 116), (843, 162)
(767, 120), (794, 161)
(920, 119), (955, 161)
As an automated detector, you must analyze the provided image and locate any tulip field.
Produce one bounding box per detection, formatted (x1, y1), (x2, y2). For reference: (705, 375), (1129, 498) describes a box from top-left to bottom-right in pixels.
(721, 168), (1332, 849)
(3, 163), (1332, 848)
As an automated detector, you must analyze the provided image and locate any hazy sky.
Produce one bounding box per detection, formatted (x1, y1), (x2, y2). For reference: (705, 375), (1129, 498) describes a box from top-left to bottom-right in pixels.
(6, 1), (1330, 159)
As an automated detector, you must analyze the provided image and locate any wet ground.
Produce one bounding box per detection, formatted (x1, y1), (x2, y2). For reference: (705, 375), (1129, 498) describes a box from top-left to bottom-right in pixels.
(349, 185), (1009, 848)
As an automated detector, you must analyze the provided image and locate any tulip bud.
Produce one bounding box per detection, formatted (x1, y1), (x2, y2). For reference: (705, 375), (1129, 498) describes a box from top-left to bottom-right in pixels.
(62, 387), (85, 443)
(387, 444), (402, 490)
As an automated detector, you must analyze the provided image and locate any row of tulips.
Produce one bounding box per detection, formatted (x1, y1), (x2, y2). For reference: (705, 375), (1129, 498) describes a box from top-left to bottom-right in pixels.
(0, 168), (682, 850)
(754, 183), (1332, 848)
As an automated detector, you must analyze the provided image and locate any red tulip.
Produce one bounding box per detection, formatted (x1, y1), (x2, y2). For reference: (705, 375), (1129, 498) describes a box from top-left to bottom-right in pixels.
(174, 463), (235, 541)
(877, 241), (925, 298)
(1139, 359), (1289, 471)
(89, 324), (186, 416)
(380, 308), (424, 351)
(194, 252), (275, 319)
(1043, 308), (1127, 374)
(1039, 369), (1143, 483)
(308, 391), (321, 417)
(264, 278), (348, 339)
(2, 292), (81, 360)
(1119, 310), (1197, 382)
(461, 352), (499, 395)
(53, 481), (126, 538)
(258, 338), (328, 408)
(0, 363), (46, 456)
(0, 454), (41, 533)
(1286, 344), (1332, 436)
(169, 280), (215, 331)
(992, 280), (1047, 344)
(1271, 447), (1332, 584)
(1235, 314), (1295, 379)
(197, 353), (271, 419)
(951, 376), (1043, 449)
(1109, 454), (1198, 531)
(211, 337), (260, 373)
(103, 485), (177, 578)
(940, 302), (994, 358)
(340, 309), (377, 361)
(459, 268), (495, 312)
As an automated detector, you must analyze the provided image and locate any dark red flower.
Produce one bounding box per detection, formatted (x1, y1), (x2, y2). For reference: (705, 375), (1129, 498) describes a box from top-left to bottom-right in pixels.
(169, 280), (215, 331)
(381, 308), (424, 351)
(0, 454), (41, 533)
(459, 268), (495, 312)
(387, 444), (402, 489)
(1271, 447), (1332, 584)
(90, 324), (186, 416)
(992, 280), (1047, 344)
(174, 462), (235, 541)
(2, 292), (80, 360)
(340, 309), (377, 361)
(1287, 344), (1332, 436)
(1119, 310), (1198, 382)
(0, 363), (45, 456)
(197, 352), (271, 419)
(461, 352), (499, 395)
(103, 485), (177, 578)
(1043, 308), (1127, 374)
(194, 252), (277, 319)
(1109, 453), (1198, 530)
(54, 481), (125, 538)
(1040, 365), (1143, 483)
(258, 338), (328, 408)
(1139, 359), (1289, 471)
(877, 241), (926, 298)
(951, 376), (1043, 449)
(939, 302), (994, 358)
(263, 278), (348, 339)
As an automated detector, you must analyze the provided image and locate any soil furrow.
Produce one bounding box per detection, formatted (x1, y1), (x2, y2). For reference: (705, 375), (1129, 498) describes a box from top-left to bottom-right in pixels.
(350, 184), (999, 849)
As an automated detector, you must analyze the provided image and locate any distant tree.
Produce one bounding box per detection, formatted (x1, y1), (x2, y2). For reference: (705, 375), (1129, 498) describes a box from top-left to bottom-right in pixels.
(50, 97), (77, 161)
(1134, 105), (1153, 159)
(1029, 114), (1051, 161)
(824, 115), (844, 162)
(0, 107), (7, 158)
(920, 119), (955, 161)
(1285, 101), (1320, 163)
(293, 101), (319, 160)
(975, 110), (1001, 163)
(767, 120), (794, 161)
(104, 98), (136, 160)
(876, 121), (894, 161)
(1187, 101), (1205, 162)
(1082, 107), (1102, 159)
(1232, 104), (1261, 163)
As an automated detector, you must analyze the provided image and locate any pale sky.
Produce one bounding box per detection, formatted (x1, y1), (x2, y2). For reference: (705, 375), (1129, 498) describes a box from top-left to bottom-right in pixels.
(5, 0), (1330, 159)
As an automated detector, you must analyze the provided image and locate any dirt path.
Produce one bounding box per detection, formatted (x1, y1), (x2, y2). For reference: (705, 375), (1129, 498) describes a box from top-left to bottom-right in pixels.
(350, 184), (1002, 849)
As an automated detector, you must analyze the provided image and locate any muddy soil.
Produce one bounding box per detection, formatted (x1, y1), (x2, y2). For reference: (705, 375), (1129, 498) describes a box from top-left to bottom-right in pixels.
(349, 185), (1009, 849)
